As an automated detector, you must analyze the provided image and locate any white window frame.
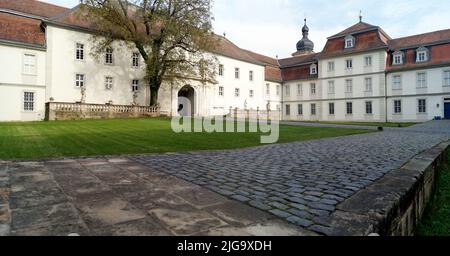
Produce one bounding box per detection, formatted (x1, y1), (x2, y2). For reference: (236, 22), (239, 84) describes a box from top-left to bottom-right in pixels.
(327, 61), (335, 72)
(266, 83), (270, 96)
(346, 102), (353, 115)
(105, 48), (114, 65)
(392, 51), (404, 65)
(443, 70), (450, 87)
(132, 52), (140, 68)
(105, 76), (114, 90)
(310, 64), (317, 75)
(329, 102), (335, 115)
(345, 79), (353, 93)
(310, 83), (316, 95)
(23, 91), (35, 112)
(132, 79), (140, 92)
(276, 85), (280, 96)
(365, 56), (373, 67)
(75, 42), (85, 61)
(346, 59), (353, 70)
(297, 84), (303, 96)
(345, 36), (355, 49)
(365, 101), (373, 115)
(285, 104), (291, 116)
(23, 53), (37, 75)
(328, 81), (335, 94)
(393, 75), (402, 90)
(365, 77), (373, 92)
(418, 99), (427, 113)
(285, 84), (290, 97)
(218, 86), (224, 97)
(249, 70), (254, 81)
(311, 103), (316, 116)
(249, 90), (254, 98)
(416, 47), (429, 63)
(298, 104), (303, 116)
(75, 74), (85, 88)
(394, 100), (402, 114)
(219, 64), (224, 76)
(417, 72), (427, 88)
(234, 68), (240, 79)
(235, 88), (240, 97)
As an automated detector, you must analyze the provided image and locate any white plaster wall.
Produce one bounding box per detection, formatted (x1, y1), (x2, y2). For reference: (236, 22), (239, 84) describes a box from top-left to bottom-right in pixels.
(319, 51), (387, 78)
(46, 26), (149, 106)
(0, 44), (46, 121)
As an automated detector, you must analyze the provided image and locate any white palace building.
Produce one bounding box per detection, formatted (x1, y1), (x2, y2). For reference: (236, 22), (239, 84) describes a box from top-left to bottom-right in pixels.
(1, 0), (450, 122)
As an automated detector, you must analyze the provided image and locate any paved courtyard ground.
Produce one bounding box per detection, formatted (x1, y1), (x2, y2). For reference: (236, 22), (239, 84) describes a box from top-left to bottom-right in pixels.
(1, 121), (449, 236)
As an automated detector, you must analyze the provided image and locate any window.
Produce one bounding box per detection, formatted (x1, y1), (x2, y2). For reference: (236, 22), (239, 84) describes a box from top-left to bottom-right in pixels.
(76, 43), (84, 60)
(249, 90), (254, 98)
(365, 77), (373, 92)
(311, 104), (316, 116)
(218, 86), (224, 96)
(23, 54), (37, 75)
(365, 101), (373, 115)
(297, 84), (303, 96)
(443, 71), (450, 86)
(418, 99), (427, 113)
(285, 85), (290, 97)
(219, 64), (224, 76)
(249, 71), (254, 81)
(105, 48), (113, 64)
(365, 56), (372, 67)
(105, 76), (113, 90)
(346, 102), (353, 115)
(417, 72), (427, 88)
(23, 92), (34, 112)
(394, 100), (402, 114)
(345, 36), (355, 49)
(310, 64), (317, 75)
(310, 83), (316, 95)
(235, 68), (240, 79)
(75, 74), (85, 87)
(416, 47), (429, 62)
(346, 59), (353, 69)
(345, 79), (353, 93)
(132, 80), (139, 92)
(329, 103), (335, 115)
(393, 51), (404, 65)
(298, 104), (303, 115)
(328, 61), (335, 72)
(266, 84), (270, 95)
(235, 88), (240, 97)
(132, 53), (140, 68)
(285, 105), (291, 116)
(393, 75), (402, 90)
(328, 81), (335, 94)
(276, 85), (280, 96)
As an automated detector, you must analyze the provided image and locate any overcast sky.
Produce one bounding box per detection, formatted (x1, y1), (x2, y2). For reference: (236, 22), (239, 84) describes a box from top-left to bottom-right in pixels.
(41, 0), (450, 59)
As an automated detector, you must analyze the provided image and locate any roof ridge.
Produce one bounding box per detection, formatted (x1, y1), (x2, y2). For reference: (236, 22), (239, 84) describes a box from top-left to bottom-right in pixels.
(389, 28), (450, 42)
(50, 3), (81, 21)
(35, 0), (70, 10)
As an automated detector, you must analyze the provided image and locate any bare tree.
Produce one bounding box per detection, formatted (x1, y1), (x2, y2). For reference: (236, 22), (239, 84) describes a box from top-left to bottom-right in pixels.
(80, 0), (218, 106)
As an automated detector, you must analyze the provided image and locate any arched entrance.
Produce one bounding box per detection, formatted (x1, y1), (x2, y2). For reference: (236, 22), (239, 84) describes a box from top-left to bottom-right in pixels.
(178, 85), (196, 116)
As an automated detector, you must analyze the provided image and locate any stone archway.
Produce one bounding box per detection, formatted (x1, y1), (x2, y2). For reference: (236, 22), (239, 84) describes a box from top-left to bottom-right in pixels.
(178, 85), (196, 116)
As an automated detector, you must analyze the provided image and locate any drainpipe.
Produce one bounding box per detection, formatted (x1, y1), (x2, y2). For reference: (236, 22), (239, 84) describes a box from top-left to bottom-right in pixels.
(385, 71), (388, 123)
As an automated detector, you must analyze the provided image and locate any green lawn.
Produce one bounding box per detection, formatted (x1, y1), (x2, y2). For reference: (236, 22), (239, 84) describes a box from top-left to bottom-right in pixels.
(0, 118), (370, 160)
(417, 150), (450, 236)
(294, 121), (418, 128)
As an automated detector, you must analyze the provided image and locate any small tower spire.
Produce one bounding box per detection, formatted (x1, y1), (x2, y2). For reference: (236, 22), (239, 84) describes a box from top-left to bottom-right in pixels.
(359, 10), (363, 22)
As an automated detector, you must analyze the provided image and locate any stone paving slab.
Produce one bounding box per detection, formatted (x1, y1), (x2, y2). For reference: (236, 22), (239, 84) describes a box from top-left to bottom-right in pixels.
(129, 121), (450, 234)
(0, 159), (312, 236)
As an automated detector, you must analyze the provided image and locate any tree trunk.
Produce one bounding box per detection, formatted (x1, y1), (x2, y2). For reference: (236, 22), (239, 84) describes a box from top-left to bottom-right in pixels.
(150, 86), (159, 106)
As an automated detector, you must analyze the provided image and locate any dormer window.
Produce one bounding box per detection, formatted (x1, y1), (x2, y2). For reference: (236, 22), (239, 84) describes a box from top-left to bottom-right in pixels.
(416, 47), (429, 63)
(392, 51), (404, 65)
(345, 35), (355, 49)
(310, 64), (317, 75)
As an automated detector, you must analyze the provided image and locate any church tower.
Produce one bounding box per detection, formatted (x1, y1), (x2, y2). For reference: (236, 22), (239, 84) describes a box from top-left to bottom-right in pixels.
(293, 19), (315, 56)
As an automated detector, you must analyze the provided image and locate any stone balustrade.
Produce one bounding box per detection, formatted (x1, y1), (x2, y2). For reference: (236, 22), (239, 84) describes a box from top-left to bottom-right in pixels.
(45, 102), (161, 121)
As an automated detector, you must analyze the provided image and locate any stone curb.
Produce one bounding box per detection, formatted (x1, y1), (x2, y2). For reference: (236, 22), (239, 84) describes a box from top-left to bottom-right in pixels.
(326, 140), (450, 236)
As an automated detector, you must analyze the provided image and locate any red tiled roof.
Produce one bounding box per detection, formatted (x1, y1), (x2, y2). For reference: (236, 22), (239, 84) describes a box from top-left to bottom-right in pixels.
(387, 43), (450, 71)
(242, 49), (279, 66)
(0, 0), (68, 18)
(265, 66), (282, 83)
(281, 65), (318, 81)
(278, 53), (319, 68)
(0, 12), (45, 46)
(388, 29), (450, 50)
(329, 22), (377, 38)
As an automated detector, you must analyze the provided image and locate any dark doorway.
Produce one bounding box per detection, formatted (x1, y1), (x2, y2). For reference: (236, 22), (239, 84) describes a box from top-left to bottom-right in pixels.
(178, 85), (195, 116)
